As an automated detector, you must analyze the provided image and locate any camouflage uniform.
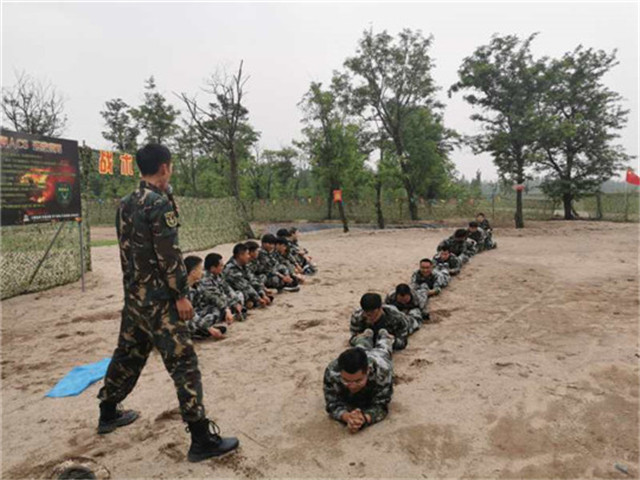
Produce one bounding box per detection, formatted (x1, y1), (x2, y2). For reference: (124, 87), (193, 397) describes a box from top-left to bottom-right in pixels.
(323, 333), (394, 427)
(98, 180), (205, 423)
(478, 219), (497, 249)
(437, 236), (477, 264)
(290, 240), (317, 275)
(274, 250), (297, 277)
(223, 257), (264, 305)
(410, 269), (448, 307)
(432, 252), (462, 276)
(349, 305), (409, 351)
(251, 248), (285, 289)
(467, 228), (487, 253)
(186, 283), (221, 338)
(384, 287), (428, 333)
(200, 271), (243, 309)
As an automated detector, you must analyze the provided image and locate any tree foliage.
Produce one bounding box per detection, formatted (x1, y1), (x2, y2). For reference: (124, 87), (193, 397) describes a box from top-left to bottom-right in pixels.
(131, 76), (180, 144)
(100, 98), (139, 152)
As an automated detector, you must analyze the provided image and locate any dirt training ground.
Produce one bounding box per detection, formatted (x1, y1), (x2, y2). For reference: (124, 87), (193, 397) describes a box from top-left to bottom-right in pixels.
(1, 221), (638, 479)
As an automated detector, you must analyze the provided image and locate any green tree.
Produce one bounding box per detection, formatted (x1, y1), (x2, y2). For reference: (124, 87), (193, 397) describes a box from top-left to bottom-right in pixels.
(299, 82), (368, 231)
(535, 47), (631, 219)
(340, 28), (446, 220)
(449, 33), (545, 228)
(181, 61), (259, 200)
(131, 76), (179, 144)
(100, 98), (139, 152)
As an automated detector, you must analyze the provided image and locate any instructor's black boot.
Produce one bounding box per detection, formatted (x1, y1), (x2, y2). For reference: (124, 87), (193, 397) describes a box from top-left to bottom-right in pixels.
(187, 419), (239, 463)
(97, 402), (140, 434)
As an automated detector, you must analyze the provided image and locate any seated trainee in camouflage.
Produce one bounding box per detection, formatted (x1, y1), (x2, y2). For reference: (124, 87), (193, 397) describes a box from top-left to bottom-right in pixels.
(245, 241), (276, 301)
(289, 227), (317, 275)
(384, 283), (428, 333)
(184, 256), (226, 340)
(323, 328), (394, 432)
(433, 244), (462, 276)
(476, 213), (497, 249)
(466, 221), (487, 253)
(411, 258), (448, 307)
(437, 228), (477, 264)
(350, 293), (409, 351)
(274, 237), (306, 285)
(202, 253), (246, 322)
(224, 243), (269, 309)
(254, 234), (300, 292)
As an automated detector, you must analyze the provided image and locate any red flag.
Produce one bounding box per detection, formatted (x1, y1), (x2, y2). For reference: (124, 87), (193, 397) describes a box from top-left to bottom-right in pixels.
(626, 168), (640, 186)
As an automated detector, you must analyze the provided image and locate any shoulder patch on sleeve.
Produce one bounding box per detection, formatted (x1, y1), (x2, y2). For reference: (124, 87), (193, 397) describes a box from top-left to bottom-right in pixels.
(164, 211), (178, 228)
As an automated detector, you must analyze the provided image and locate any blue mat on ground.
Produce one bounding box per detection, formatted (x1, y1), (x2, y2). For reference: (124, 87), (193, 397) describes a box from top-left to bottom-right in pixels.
(46, 357), (111, 398)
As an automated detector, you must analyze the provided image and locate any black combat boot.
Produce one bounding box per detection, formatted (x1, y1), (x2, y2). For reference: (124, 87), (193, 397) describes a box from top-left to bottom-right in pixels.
(187, 419), (239, 462)
(97, 401), (139, 434)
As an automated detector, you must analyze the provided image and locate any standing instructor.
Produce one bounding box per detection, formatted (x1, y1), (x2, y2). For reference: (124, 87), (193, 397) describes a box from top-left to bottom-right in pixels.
(96, 144), (239, 463)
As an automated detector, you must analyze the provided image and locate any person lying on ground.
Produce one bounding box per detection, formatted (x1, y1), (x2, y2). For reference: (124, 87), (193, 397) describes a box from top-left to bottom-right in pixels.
(437, 228), (477, 263)
(466, 221), (487, 253)
(433, 244), (462, 276)
(411, 258), (449, 308)
(202, 253), (246, 322)
(184, 256), (226, 340)
(476, 213), (497, 249)
(224, 243), (269, 310)
(384, 283), (428, 332)
(323, 328), (394, 433)
(350, 293), (409, 351)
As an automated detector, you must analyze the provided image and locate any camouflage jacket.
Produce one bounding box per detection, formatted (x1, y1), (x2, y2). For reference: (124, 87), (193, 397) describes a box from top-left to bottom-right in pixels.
(253, 248), (285, 276)
(273, 251), (296, 275)
(117, 180), (188, 306)
(479, 218), (492, 232)
(200, 271), (241, 310)
(437, 236), (477, 258)
(323, 348), (393, 426)
(349, 305), (409, 351)
(223, 257), (263, 303)
(186, 284), (220, 337)
(467, 228), (486, 249)
(432, 252), (462, 274)
(384, 287), (427, 316)
(410, 269), (447, 294)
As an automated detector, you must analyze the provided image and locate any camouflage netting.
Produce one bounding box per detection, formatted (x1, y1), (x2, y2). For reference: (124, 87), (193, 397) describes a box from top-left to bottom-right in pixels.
(1, 214), (91, 300)
(89, 195), (253, 252)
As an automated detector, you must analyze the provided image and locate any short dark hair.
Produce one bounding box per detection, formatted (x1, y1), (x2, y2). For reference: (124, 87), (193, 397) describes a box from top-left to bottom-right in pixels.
(275, 237), (289, 246)
(290, 227), (298, 234)
(337, 348), (368, 374)
(261, 233), (277, 244)
(439, 244), (450, 252)
(469, 221), (479, 228)
(204, 253), (222, 270)
(184, 255), (202, 275)
(476, 212), (485, 217)
(360, 293), (382, 311)
(136, 143), (171, 176)
(276, 228), (291, 238)
(420, 258), (433, 265)
(233, 243), (248, 257)
(454, 228), (468, 239)
(395, 283), (412, 296)
(245, 240), (259, 252)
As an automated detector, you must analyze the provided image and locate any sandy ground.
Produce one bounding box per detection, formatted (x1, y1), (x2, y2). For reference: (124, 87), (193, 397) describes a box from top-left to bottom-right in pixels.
(1, 221), (638, 479)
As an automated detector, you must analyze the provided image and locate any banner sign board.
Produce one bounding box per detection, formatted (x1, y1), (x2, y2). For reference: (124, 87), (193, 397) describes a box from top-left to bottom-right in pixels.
(0, 129), (82, 226)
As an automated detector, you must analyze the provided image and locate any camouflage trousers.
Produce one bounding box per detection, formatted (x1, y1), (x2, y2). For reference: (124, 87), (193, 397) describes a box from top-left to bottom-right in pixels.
(351, 332), (393, 366)
(97, 299), (206, 423)
(405, 308), (423, 334)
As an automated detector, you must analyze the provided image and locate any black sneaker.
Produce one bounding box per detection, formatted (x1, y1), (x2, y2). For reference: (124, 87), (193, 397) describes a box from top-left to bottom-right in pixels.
(97, 407), (139, 434)
(283, 285), (300, 292)
(187, 420), (239, 463)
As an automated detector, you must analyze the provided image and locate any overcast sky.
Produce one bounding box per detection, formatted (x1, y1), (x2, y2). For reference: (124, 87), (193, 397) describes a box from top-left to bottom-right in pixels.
(2, 2), (638, 181)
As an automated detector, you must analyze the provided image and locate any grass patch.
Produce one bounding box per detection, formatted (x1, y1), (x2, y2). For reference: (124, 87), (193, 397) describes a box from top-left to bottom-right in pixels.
(90, 239), (118, 247)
